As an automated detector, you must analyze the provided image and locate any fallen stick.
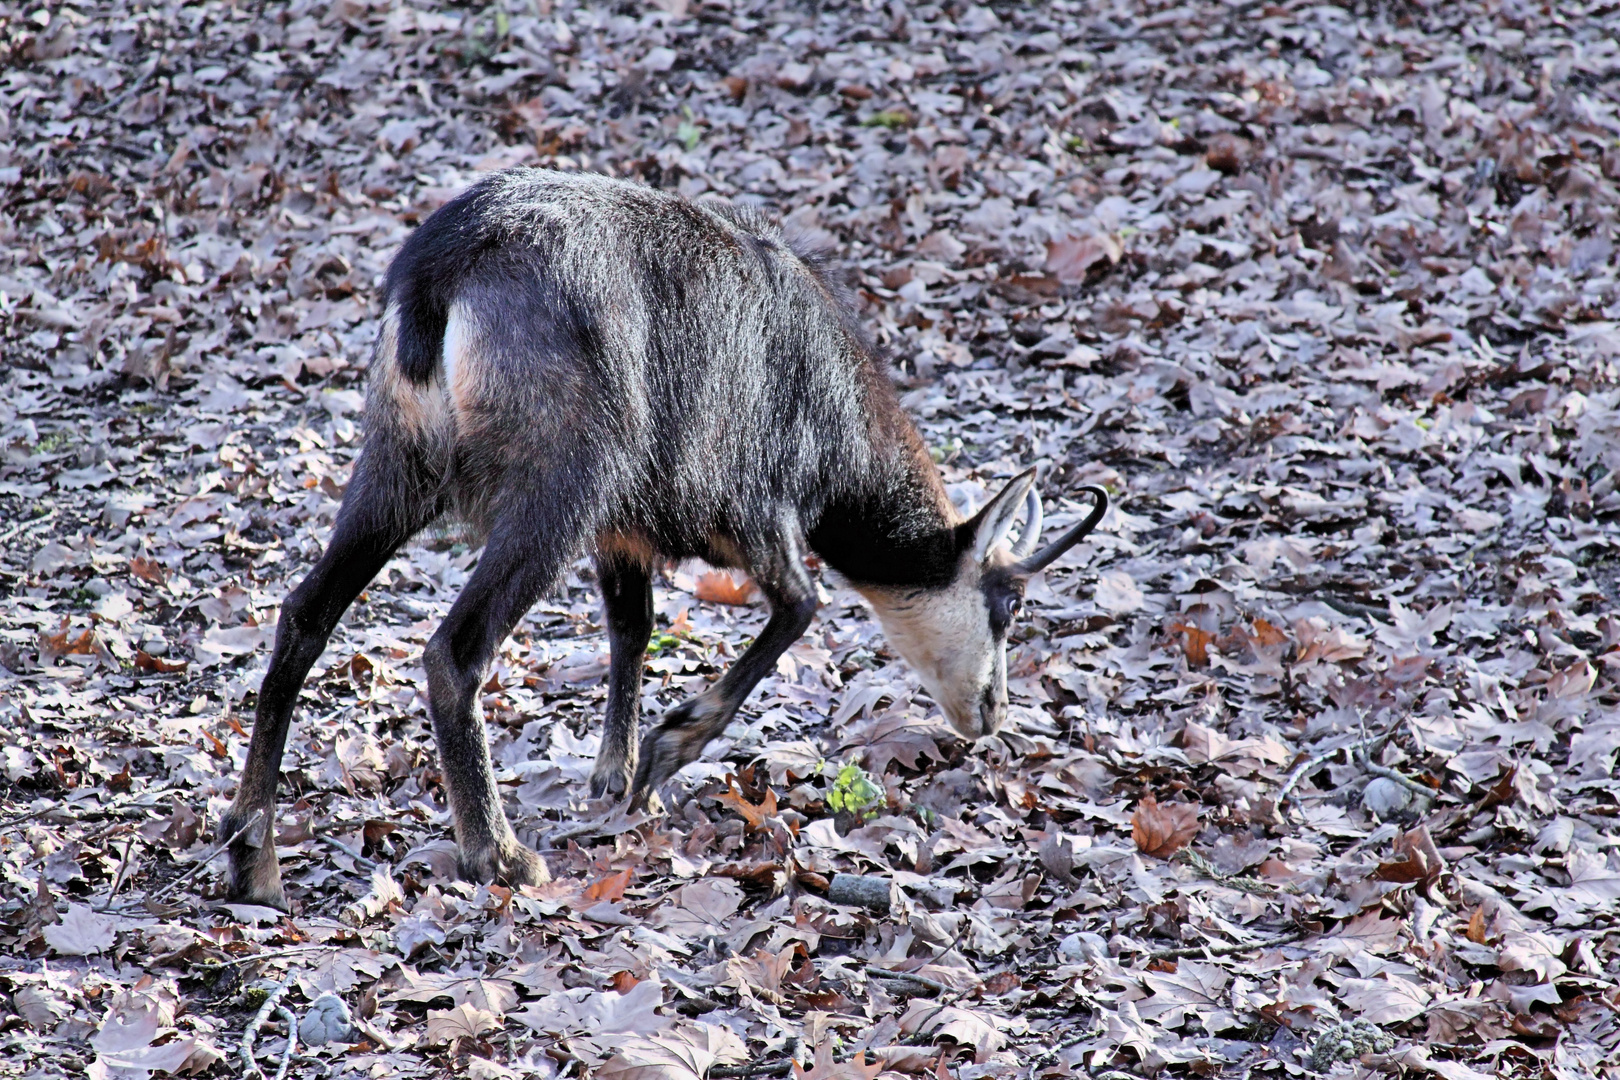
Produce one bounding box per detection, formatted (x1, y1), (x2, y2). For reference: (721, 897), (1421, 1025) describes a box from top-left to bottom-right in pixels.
(148, 809), (262, 905)
(1144, 929), (1307, 962)
(270, 1003), (298, 1080)
(866, 967), (952, 996)
(827, 873), (891, 913)
(240, 980), (290, 1080)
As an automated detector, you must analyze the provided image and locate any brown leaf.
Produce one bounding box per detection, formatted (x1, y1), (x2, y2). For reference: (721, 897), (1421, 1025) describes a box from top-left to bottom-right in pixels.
(423, 1003), (499, 1046)
(128, 556), (166, 584)
(134, 650), (188, 674)
(693, 569), (757, 605)
(1045, 232), (1122, 285)
(585, 868), (633, 903)
(714, 777), (778, 831)
(1166, 620), (1214, 666)
(1132, 796), (1200, 859)
(1374, 824), (1446, 884)
(793, 1041), (882, 1080)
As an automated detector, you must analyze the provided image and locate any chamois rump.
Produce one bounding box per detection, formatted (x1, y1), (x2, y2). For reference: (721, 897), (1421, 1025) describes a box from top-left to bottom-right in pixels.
(221, 169), (1107, 907)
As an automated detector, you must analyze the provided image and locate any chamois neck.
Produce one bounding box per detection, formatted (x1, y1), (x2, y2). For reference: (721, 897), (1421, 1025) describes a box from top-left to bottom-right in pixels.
(808, 385), (962, 589)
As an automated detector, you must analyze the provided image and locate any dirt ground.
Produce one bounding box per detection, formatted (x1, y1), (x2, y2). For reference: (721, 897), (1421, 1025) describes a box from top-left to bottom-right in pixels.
(2, 0), (1619, 1077)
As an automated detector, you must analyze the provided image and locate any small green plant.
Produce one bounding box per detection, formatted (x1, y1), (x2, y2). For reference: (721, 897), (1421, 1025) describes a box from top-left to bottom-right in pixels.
(862, 109), (912, 129)
(34, 430), (73, 454)
(676, 106), (703, 151)
(825, 761), (883, 818)
(647, 631), (683, 656)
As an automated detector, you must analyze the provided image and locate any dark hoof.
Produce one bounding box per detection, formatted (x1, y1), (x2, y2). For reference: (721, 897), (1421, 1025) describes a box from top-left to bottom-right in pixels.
(588, 756), (635, 801)
(220, 808), (287, 910)
(629, 694), (727, 804)
(459, 838), (550, 888)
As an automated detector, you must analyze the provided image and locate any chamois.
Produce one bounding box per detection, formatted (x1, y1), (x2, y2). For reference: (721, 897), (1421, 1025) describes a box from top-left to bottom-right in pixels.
(221, 170), (1107, 907)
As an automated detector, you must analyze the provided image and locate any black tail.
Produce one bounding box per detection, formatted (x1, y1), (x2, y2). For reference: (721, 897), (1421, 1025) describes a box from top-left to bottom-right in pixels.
(386, 182), (503, 384)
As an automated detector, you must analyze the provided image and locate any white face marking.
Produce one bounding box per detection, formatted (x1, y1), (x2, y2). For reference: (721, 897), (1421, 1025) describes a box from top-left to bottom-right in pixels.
(856, 551), (1010, 739)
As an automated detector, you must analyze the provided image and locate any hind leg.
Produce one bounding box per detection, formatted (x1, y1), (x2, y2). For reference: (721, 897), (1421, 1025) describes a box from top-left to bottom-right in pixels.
(632, 525), (816, 809)
(423, 495), (602, 886)
(590, 554), (653, 800)
(223, 446), (439, 907)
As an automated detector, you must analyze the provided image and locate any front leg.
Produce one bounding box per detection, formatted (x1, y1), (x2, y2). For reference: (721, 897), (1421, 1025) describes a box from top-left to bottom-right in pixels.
(590, 554), (653, 800)
(631, 532), (817, 809)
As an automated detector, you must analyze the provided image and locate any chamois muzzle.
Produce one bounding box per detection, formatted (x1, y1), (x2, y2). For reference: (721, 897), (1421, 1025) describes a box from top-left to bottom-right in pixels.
(1014, 486), (1109, 575)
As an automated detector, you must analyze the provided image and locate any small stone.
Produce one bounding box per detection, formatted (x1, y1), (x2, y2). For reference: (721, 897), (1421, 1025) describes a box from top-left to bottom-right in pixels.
(1361, 777), (1413, 815)
(1057, 932), (1108, 963)
(301, 993), (353, 1047)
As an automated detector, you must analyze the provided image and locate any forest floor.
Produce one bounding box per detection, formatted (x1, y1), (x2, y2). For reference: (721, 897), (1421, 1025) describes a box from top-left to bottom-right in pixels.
(3, 0), (1620, 1077)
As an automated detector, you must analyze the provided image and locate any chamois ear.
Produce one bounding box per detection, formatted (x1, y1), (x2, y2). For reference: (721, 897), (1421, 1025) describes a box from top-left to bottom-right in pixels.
(969, 468), (1038, 565)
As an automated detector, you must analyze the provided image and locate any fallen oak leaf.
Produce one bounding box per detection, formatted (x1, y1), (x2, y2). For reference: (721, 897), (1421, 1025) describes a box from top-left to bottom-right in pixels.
(694, 569), (757, 605)
(1166, 620), (1214, 666)
(714, 776), (778, 831)
(1373, 824), (1445, 885)
(1132, 796), (1200, 859)
(423, 1002), (499, 1047)
(1045, 231), (1122, 285)
(597, 1021), (745, 1080)
(793, 1040), (883, 1080)
(134, 649), (188, 674)
(585, 868), (633, 903)
(128, 556), (166, 584)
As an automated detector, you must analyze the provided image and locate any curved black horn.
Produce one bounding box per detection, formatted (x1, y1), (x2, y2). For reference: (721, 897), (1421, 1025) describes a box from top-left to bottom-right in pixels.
(1010, 486), (1043, 559)
(1014, 486), (1108, 574)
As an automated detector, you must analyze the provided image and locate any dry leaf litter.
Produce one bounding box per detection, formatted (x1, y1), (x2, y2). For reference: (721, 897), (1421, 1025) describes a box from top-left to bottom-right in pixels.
(2, 0), (1619, 1078)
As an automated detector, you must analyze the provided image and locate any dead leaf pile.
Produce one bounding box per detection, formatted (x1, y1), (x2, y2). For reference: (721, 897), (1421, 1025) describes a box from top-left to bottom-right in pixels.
(2, 1), (1618, 1078)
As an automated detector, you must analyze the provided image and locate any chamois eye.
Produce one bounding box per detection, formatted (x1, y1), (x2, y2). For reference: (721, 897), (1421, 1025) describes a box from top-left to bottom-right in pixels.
(1004, 596), (1022, 620)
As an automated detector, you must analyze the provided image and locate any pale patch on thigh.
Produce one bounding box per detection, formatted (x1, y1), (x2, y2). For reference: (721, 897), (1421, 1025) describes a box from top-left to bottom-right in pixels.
(370, 305), (452, 440)
(444, 302), (497, 421)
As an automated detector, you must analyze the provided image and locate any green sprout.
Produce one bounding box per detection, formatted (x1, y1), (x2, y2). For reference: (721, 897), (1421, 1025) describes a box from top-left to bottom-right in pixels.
(676, 106), (703, 151)
(862, 110), (912, 129)
(647, 632), (683, 657)
(825, 762), (884, 818)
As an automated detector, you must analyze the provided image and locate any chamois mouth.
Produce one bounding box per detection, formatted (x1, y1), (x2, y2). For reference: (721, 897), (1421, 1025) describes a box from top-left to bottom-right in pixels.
(978, 690), (1003, 737)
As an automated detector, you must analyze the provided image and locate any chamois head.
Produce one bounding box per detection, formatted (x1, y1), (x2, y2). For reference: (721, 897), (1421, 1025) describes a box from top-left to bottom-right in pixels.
(859, 471), (1108, 740)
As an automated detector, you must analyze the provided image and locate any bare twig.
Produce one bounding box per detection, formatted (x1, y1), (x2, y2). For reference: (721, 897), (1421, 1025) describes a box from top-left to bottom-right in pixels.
(710, 1061), (792, 1078)
(1276, 724), (1397, 811)
(866, 967), (953, 996)
(271, 1004), (298, 1080)
(321, 834), (377, 870)
(0, 508), (58, 546)
(241, 980), (291, 1080)
(1359, 758), (1439, 801)
(146, 809), (261, 905)
(1143, 929), (1307, 962)
(96, 836), (139, 912)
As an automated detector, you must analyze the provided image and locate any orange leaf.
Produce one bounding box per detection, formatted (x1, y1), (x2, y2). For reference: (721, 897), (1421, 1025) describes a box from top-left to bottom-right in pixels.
(610, 970), (639, 993)
(1249, 618), (1289, 647)
(1373, 824), (1446, 884)
(1167, 620), (1213, 666)
(694, 569), (758, 605)
(584, 867), (633, 903)
(1131, 795), (1200, 858)
(1466, 906), (1488, 944)
(715, 777), (778, 831)
(135, 650), (188, 674)
(128, 556), (166, 584)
